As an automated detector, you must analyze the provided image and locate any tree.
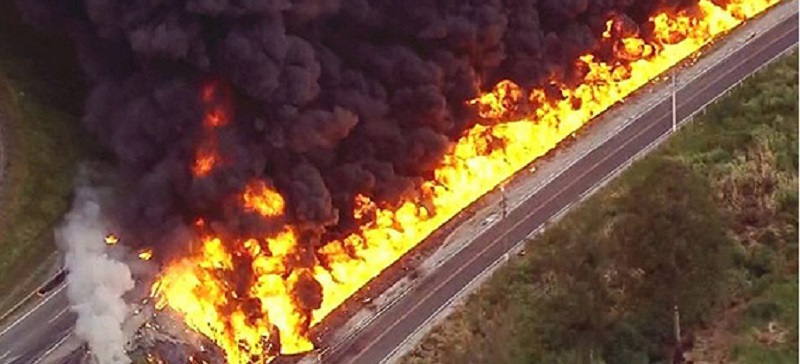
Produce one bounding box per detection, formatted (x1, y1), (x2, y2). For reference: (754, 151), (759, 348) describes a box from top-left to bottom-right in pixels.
(610, 157), (732, 348)
(515, 202), (617, 364)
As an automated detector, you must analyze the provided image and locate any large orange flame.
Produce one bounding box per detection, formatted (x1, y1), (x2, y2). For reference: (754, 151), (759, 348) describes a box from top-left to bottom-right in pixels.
(152, 1), (780, 363)
(243, 180), (286, 218)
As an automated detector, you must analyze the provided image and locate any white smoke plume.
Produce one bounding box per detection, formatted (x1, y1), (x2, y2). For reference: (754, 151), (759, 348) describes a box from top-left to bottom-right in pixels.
(56, 185), (134, 364)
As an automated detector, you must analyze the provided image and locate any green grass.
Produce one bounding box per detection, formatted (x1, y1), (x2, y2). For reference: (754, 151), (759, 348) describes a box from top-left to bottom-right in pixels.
(733, 280), (798, 363)
(0, 2), (92, 313)
(401, 50), (798, 364)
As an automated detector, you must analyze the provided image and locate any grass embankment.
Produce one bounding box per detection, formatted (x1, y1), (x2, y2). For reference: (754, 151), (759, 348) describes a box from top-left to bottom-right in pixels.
(0, 2), (90, 313)
(401, 53), (798, 364)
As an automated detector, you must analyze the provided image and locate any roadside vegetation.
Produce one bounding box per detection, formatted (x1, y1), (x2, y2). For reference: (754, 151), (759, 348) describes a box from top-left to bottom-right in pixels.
(401, 53), (798, 364)
(0, 2), (91, 312)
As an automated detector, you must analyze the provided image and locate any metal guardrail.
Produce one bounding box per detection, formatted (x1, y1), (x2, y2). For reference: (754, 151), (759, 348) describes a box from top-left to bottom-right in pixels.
(372, 8), (799, 364)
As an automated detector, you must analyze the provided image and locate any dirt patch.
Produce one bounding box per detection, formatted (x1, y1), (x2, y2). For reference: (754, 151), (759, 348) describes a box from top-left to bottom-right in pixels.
(685, 303), (747, 364)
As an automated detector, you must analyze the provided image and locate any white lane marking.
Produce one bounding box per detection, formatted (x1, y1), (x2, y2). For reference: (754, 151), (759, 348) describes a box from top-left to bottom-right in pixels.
(375, 82), (670, 364)
(0, 266), (64, 323)
(0, 350), (9, 361)
(425, 10), (797, 275)
(48, 307), (70, 324)
(318, 20), (798, 364)
(354, 92), (669, 364)
(368, 27), (799, 364)
(379, 26), (798, 364)
(31, 332), (71, 364)
(0, 285), (66, 338)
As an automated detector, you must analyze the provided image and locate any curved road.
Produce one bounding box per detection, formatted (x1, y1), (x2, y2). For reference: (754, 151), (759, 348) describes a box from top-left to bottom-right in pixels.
(0, 6), (796, 364)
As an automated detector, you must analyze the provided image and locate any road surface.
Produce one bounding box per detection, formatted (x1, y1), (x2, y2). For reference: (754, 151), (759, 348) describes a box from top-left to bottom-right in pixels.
(322, 12), (799, 364)
(0, 6), (796, 364)
(0, 286), (74, 364)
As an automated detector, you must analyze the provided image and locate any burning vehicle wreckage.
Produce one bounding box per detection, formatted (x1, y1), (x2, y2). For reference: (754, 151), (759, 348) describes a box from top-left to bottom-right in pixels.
(20, 0), (780, 363)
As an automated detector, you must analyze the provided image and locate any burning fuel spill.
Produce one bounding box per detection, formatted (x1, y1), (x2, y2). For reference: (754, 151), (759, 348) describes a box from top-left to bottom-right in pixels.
(22, 0), (779, 363)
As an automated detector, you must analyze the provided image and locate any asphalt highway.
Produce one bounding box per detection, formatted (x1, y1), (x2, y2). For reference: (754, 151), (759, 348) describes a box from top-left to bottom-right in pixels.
(323, 13), (799, 364)
(0, 286), (74, 364)
(0, 8), (795, 364)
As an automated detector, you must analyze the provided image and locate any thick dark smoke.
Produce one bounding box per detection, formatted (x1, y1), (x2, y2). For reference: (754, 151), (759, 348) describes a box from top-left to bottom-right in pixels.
(17, 0), (699, 343)
(18, 0), (697, 241)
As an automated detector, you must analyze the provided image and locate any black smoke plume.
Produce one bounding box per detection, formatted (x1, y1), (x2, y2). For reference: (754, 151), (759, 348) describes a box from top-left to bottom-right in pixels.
(17, 0), (700, 348)
(16, 0), (699, 243)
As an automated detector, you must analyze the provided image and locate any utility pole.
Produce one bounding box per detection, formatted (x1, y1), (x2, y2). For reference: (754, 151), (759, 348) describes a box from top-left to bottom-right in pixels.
(672, 71), (677, 133)
(673, 303), (683, 363)
(674, 304), (682, 344)
(500, 186), (508, 219)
